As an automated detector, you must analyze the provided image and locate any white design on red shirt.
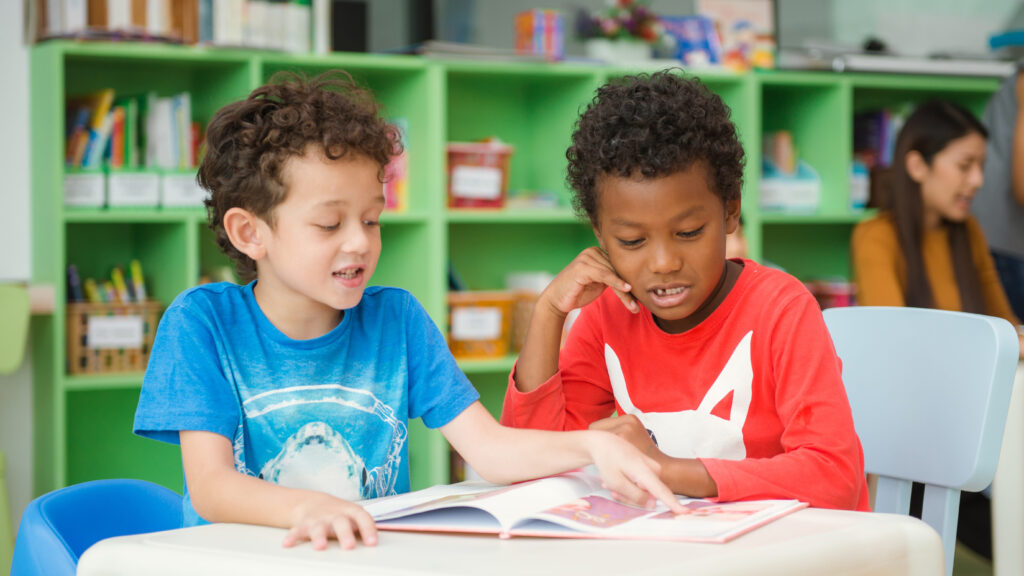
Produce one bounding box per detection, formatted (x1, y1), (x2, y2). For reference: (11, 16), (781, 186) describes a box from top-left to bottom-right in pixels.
(605, 331), (753, 460)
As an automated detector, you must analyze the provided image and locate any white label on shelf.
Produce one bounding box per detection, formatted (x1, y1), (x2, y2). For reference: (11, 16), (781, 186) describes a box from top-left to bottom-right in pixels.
(451, 166), (502, 200)
(161, 173), (209, 207)
(108, 173), (160, 207)
(87, 315), (144, 349)
(64, 173), (105, 207)
(451, 307), (503, 341)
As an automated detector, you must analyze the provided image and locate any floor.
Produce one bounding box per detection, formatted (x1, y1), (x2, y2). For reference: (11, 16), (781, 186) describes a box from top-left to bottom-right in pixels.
(953, 542), (993, 576)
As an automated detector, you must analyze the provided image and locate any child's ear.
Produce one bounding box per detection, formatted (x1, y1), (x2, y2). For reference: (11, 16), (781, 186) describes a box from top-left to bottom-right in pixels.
(592, 226), (607, 251)
(223, 207), (267, 261)
(724, 199), (741, 234)
(905, 150), (929, 184)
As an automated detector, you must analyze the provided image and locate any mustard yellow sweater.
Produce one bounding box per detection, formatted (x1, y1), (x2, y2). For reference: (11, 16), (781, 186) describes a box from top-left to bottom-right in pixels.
(851, 214), (1020, 326)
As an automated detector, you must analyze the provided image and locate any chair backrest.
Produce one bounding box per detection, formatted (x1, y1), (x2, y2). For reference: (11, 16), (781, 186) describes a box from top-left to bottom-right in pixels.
(823, 306), (1018, 576)
(10, 479), (182, 576)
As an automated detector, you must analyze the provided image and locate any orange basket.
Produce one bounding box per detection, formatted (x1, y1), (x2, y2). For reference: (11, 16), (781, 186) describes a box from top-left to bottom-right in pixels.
(447, 291), (520, 359)
(66, 301), (162, 374)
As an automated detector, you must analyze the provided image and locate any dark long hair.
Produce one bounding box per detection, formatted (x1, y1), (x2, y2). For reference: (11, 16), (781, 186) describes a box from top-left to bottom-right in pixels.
(885, 100), (986, 313)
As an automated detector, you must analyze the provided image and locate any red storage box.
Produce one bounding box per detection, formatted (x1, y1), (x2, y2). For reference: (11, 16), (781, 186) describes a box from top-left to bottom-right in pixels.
(447, 141), (514, 208)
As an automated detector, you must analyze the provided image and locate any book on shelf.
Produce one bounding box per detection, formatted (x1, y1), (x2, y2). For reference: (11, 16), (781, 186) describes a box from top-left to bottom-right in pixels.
(362, 470), (807, 543)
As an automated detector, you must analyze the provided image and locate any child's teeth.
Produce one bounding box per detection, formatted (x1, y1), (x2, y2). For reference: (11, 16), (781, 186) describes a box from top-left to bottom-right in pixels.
(656, 287), (684, 296)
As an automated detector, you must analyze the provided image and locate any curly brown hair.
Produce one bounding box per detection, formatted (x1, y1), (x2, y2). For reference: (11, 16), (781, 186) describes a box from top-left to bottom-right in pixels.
(198, 69), (401, 281)
(566, 70), (745, 227)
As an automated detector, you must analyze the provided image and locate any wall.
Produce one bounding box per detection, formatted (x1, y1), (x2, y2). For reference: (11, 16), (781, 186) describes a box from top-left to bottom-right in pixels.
(832, 0), (1019, 57)
(456, 0), (1018, 58)
(0, 0), (33, 530)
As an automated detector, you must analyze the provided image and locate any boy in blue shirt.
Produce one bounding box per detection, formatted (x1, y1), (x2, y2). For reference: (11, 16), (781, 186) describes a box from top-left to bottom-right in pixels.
(134, 70), (680, 551)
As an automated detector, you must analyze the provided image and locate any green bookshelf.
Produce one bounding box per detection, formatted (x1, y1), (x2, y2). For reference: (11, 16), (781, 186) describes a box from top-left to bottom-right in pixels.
(29, 40), (1000, 500)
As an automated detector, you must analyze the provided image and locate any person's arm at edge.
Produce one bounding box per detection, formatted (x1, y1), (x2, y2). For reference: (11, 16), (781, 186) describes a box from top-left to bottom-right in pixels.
(443, 401), (685, 513)
(1012, 71), (1024, 208)
(851, 219), (907, 306)
(513, 247), (637, 394)
(512, 297), (568, 393)
(180, 430), (377, 550)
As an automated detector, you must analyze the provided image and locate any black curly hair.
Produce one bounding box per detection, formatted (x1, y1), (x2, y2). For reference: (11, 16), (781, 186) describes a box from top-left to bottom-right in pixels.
(198, 70), (401, 282)
(566, 70), (745, 227)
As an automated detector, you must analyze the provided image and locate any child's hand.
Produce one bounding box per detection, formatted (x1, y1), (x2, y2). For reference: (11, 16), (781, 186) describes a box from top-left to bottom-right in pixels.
(589, 414), (661, 460)
(542, 247), (638, 317)
(586, 430), (685, 514)
(282, 493), (378, 551)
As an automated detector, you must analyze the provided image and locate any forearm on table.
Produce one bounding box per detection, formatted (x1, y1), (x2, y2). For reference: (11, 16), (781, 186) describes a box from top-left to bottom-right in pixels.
(658, 456), (719, 498)
(446, 404), (595, 484)
(513, 302), (568, 393)
(187, 464), (335, 528)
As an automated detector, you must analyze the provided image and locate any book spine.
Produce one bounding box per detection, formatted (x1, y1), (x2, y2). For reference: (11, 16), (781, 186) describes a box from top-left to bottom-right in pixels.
(198, 0), (213, 43)
(110, 106), (125, 169)
(312, 0), (329, 54)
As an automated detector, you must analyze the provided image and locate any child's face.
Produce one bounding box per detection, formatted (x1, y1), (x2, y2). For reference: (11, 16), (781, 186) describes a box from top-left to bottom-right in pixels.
(255, 149), (384, 316)
(910, 131), (986, 226)
(593, 163), (740, 334)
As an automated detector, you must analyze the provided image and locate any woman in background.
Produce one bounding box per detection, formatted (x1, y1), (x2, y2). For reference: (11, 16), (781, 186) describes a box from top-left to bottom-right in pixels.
(851, 100), (1024, 563)
(852, 100), (1022, 355)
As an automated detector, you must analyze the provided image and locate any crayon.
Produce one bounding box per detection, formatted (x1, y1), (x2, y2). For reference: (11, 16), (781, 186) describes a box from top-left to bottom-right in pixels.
(130, 259), (147, 302)
(83, 278), (101, 303)
(66, 265), (85, 302)
(111, 267), (131, 303)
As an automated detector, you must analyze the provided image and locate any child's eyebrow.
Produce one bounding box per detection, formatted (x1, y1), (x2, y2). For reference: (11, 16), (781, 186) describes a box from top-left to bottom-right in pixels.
(309, 195), (387, 210)
(609, 206), (707, 227)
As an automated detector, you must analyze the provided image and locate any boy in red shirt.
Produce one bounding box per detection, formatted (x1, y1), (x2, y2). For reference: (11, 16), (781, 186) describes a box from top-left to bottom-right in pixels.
(502, 71), (869, 511)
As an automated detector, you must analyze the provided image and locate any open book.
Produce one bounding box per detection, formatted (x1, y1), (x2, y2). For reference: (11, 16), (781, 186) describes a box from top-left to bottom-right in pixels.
(362, 471), (807, 543)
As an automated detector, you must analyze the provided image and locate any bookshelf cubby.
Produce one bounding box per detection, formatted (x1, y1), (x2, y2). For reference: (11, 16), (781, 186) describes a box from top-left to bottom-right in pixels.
(30, 40), (1000, 498)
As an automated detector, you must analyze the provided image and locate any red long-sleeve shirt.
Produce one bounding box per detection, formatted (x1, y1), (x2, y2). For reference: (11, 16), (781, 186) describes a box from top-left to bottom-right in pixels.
(502, 260), (870, 511)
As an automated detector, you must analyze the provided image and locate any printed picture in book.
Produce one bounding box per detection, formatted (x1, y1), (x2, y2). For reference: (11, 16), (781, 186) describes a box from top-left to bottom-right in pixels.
(363, 471), (806, 543)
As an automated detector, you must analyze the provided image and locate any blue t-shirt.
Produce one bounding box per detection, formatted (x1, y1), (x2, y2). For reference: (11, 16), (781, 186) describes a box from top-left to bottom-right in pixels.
(133, 282), (479, 527)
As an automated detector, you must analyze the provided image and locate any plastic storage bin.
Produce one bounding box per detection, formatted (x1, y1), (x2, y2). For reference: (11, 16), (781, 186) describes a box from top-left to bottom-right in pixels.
(447, 141), (514, 208)
(66, 301), (162, 374)
(447, 291), (519, 358)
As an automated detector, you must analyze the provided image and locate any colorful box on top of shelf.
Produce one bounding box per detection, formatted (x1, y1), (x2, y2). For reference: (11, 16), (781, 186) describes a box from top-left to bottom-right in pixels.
(514, 9), (565, 61)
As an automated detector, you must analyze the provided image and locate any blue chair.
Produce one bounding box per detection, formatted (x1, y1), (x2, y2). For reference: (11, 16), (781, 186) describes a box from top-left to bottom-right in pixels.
(823, 306), (1018, 576)
(10, 479), (181, 576)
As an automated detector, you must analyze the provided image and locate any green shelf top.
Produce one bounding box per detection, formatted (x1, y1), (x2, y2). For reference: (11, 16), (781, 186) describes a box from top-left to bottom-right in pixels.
(457, 355), (517, 374)
(755, 70), (846, 87)
(63, 208), (206, 224)
(260, 50), (427, 71)
(43, 39), (254, 64)
(760, 210), (876, 224)
(446, 209), (584, 224)
(380, 211), (430, 224)
(440, 59), (605, 78)
(848, 73), (1000, 92)
(64, 372), (144, 391)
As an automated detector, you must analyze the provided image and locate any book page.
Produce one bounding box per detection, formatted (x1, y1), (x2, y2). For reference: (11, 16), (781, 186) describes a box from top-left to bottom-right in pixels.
(366, 472), (602, 534)
(520, 497), (807, 542)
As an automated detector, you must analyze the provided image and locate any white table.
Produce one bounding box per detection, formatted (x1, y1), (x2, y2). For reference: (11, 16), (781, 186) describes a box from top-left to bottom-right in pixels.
(993, 362), (1024, 576)
(77, 508), (943, 576)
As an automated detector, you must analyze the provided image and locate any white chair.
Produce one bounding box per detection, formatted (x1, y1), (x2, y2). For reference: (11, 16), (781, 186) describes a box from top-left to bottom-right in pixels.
(823, 306), (1018, 576)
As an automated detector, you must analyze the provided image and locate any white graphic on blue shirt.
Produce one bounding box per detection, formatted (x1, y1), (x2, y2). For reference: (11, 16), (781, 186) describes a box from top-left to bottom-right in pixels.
(237, 384), (407, 501)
